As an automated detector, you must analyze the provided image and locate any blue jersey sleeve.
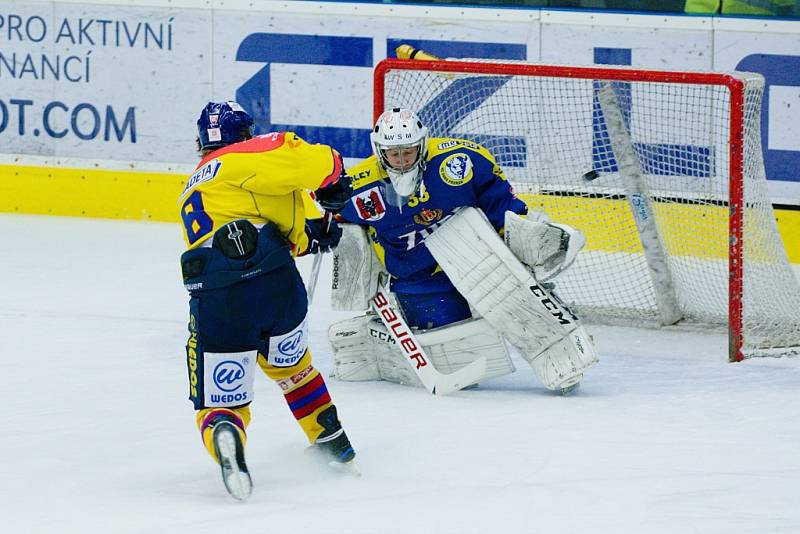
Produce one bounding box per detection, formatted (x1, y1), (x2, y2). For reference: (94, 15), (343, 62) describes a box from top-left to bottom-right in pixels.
(470, 156), (527, 230)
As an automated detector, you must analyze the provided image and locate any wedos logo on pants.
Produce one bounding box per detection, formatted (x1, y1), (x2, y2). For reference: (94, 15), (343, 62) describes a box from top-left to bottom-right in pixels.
(213, 360), (246, 392)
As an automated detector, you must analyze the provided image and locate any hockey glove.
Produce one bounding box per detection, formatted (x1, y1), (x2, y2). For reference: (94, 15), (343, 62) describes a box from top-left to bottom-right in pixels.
(305, 217), (343, 254)
(315, 169), (353, 214)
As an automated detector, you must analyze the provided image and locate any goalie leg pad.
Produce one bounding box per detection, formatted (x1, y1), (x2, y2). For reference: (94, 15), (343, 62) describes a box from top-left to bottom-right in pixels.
(425, 207), (598, 391)
(375, 317), (514, 387)
(329, 314), (514, 387)
(504, 210), (586, 282)
(415, 318), (515, 382)
(328, 315), (384, 381)
(523, 324), (599, 391)
(331, 224), (386, 311)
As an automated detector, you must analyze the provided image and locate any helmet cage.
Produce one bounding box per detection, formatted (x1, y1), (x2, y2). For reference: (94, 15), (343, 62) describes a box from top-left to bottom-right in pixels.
(370, 108), (428, 197)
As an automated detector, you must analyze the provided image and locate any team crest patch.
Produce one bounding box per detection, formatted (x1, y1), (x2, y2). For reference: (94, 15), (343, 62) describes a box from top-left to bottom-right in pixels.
(353, 187), (386, 221)
(413, 208), (443, 226)
(439, 154), (474, 186)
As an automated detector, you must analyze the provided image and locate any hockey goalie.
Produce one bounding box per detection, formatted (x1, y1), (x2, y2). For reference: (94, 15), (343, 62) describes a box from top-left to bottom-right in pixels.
(328, 108), (599, 395)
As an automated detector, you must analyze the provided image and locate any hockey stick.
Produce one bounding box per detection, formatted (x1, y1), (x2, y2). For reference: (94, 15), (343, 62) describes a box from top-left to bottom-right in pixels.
(306, 211), (333, 305)
(370, 285), (487, 395)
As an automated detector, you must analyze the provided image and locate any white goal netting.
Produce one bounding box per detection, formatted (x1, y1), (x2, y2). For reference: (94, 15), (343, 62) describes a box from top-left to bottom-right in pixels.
(376, 59), (800, 360)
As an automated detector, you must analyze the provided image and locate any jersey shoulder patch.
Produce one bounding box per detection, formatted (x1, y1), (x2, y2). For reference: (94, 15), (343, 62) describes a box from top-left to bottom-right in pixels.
(426, 138), (498, 187)
(427, 137), (496, 162)
(348, 157), (385, 190)
(179, 158), (223, 201)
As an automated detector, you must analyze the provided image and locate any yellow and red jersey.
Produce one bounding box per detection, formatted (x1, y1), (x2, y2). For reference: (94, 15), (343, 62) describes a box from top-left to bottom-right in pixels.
(178, 132), (342, 254)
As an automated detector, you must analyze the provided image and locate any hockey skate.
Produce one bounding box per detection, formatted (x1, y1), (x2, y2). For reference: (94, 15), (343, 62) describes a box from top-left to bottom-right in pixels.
(212, 421), (252, 501)
(308, 406), (360, 477)
(558, 375), (582, 396)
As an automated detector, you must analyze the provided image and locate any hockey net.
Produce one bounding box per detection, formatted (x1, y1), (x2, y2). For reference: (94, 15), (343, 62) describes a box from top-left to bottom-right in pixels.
(374, 58), (800, 361)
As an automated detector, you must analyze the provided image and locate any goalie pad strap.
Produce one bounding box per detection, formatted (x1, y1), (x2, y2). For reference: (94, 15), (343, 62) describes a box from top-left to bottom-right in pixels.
(330, 223), (386, 311)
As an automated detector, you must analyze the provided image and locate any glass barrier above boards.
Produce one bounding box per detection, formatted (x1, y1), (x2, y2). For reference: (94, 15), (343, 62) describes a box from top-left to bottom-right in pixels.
(304, 0), (799, 17)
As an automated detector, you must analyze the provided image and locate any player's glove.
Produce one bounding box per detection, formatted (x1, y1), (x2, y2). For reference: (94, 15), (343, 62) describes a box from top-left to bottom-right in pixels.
(305, 217), (343, 254)
(315, 167), (353, 214)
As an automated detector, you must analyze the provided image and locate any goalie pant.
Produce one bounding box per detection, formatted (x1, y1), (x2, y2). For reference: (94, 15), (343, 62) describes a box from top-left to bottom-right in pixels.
(424, 207), (599, 391)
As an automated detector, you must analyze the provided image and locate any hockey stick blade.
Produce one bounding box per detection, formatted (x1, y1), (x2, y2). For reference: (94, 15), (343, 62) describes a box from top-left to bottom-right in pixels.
(430, 357), (487, 395)
(371, 288), (487, 395)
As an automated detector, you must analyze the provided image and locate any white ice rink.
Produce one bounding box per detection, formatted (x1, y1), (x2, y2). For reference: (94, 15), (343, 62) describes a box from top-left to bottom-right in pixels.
(2, 214), (799, 533)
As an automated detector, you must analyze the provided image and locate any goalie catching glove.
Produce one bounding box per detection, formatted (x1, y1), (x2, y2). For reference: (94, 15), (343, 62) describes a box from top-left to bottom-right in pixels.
(504, 210), (586, 282)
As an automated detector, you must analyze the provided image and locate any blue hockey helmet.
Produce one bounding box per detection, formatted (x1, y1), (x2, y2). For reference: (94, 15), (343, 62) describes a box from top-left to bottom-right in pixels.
(196, 101), (254, 151)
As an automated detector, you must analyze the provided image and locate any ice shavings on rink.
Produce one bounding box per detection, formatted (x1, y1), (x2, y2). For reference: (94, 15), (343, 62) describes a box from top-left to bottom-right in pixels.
(1, 214), (799, 533)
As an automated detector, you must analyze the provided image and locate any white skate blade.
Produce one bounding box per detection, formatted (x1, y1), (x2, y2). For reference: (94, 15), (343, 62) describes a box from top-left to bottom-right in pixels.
(328, 458), (362, 478)
(305, 446), (361, 477)
(214, 424), (252, 501)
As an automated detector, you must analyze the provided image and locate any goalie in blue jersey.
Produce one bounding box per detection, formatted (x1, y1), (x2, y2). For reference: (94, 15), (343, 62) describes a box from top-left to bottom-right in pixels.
(329, 108), (599, 394)
(178, 101), (357, 501)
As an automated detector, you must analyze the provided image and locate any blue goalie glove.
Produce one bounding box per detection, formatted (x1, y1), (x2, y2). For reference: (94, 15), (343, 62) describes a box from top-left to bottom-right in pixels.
(305, 217), (343, 254)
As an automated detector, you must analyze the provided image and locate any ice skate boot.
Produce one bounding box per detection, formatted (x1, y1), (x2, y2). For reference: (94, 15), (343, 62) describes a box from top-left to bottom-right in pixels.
(309, 405), (359, 476)
(212, 421), (252, 501)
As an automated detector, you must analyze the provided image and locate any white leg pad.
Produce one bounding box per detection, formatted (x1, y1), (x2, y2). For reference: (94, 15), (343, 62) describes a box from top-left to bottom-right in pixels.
(413, 318), (515, 383)
(524, 324), (598, 391)
(329, 314), (514, 388)
(328, 315), (383, 381)
(425, 207), (598, 391)
(331, 224), (386, 311)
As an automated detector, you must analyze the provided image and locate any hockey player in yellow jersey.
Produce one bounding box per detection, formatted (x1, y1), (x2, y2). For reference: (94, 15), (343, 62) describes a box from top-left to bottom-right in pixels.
(178, 101), (357, 500)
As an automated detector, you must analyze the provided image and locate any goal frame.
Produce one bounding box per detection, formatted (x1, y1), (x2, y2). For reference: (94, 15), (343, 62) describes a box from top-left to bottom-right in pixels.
(374, 58), (748, 362)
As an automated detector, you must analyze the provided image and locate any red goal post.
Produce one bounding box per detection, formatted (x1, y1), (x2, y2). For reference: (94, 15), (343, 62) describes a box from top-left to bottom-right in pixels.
(374, 57), (800, 361)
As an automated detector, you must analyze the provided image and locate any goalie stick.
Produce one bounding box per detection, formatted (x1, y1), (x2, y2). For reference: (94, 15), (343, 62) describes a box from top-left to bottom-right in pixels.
(370, 285), (487, 395)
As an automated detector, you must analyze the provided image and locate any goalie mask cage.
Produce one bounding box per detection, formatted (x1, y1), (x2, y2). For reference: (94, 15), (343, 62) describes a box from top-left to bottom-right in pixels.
(374, 58), (800, 362)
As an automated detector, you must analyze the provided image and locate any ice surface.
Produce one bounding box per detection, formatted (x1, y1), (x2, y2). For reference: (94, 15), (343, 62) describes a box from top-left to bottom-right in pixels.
(1, 215), (798, 533)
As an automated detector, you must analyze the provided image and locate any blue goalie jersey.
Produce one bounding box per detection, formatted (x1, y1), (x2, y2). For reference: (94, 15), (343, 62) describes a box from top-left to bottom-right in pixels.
(339, 137), (528, 294)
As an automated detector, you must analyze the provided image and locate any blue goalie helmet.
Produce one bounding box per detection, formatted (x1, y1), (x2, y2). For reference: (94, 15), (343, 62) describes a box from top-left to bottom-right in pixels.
(196, 101), (254, 150)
